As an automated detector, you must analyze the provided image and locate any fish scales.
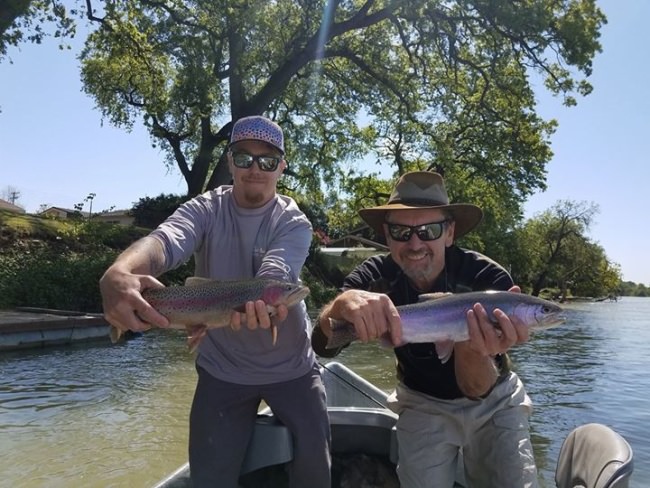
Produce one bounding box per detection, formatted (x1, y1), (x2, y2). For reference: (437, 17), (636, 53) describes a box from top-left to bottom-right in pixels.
(109, 277), (310, 347)
(326, 291), (565, 363)
(144, 281), (270, 318)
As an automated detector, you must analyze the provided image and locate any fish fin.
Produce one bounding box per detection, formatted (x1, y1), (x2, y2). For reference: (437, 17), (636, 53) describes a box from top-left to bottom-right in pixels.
(417, 292), (452, 302)
(184, 276), (213, 287)
(109, 325), (123, 344)
(271, 324), (277, 346)
(186, 325), (208, 353)
(266, 305), (278, 317)
(434, 340), (455, 364)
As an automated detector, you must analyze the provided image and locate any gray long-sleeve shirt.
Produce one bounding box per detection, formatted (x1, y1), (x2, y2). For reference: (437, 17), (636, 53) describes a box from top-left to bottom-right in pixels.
(151, 185), (316, 385)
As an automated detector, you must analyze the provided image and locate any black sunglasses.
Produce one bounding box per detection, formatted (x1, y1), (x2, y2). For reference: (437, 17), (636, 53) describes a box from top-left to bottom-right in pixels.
(230, 152), (282, 172)
(385, 219), (449, 242)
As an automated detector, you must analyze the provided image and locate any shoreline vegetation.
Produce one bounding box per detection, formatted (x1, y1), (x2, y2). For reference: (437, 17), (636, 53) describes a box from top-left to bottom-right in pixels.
(0, 210), (647, 316)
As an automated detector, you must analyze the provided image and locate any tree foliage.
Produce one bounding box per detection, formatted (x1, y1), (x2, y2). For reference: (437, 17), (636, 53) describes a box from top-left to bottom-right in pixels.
(77, 0), (606, 218)
(0, 0), (76, 59)
(515, 200), (622, 297)
(4, 1), (622, 299)
(619, 282), (650, 297)
(130, 193), (188, 228)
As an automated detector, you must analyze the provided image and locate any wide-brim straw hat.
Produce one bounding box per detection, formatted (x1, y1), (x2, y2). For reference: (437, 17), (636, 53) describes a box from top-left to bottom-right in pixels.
(359, 171), (483, 240)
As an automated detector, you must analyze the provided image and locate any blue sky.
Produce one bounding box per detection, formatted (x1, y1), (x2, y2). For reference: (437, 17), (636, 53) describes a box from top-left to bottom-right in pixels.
(1, 0), (648, 285)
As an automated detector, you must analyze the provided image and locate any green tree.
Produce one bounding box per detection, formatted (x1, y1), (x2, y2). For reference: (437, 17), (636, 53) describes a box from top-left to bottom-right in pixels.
(0, 0), (76, 58)
(77, 0), (606, 210)
(518, 200), (622, 297)
(619, 282), (649, 297)
(557, 237), (620, 299)
(131, 193), (187, 228)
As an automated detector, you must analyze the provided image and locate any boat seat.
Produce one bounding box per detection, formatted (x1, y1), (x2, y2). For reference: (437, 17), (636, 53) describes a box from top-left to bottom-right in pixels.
(555, 423), (634, 488)
(328, 406), (399, 464)
(240, 414), (294, 475)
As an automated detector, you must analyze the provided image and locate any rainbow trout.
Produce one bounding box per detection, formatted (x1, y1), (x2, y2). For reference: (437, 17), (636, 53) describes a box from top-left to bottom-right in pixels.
(110, 277), (310, 349)
(326, 291), (565, 363)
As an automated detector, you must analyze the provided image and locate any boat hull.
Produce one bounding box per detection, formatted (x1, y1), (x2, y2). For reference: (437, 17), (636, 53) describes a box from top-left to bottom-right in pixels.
(152, 361), (401, 488)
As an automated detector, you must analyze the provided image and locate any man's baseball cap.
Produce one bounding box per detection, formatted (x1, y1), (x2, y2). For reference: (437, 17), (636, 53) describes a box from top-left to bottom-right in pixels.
(229, 116), (284, 155)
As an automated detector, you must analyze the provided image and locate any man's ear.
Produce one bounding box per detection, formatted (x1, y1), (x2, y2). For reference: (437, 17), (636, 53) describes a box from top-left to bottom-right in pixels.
(445, 221), (455, 247)
(226, 152), (234, 175)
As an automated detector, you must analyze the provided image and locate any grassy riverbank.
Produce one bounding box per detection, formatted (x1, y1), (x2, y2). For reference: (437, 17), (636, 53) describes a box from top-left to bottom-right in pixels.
(0, 210), (155, 312)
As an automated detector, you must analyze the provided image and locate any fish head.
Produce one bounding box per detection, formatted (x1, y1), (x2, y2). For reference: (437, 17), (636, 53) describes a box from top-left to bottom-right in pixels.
(260, 281), (310, 308)
(515, 297), (566, 330)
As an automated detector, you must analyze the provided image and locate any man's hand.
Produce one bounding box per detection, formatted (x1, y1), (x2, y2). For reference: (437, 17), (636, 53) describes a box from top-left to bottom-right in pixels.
(99, 266), (169, 336)
(322, 289), (402, 346)
(464, 285), (530, 357)
(229, 302), (289, 330)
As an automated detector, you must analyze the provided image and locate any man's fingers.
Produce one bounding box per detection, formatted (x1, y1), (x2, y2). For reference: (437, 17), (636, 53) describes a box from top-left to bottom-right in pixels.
(105, 301), (153, 332)
(136, 302), (169, 328)
(355, 313), (370, 343)
(466, 307), (487, 353)
(387, 307), (403, 346)
(230, 310), (242, 331)
(139, 274), (166, 291)
(237, 300), (274, 330)
(480, 307), (520, 355)
(255, 300), (272, 329)
(245, 300), (258, 329)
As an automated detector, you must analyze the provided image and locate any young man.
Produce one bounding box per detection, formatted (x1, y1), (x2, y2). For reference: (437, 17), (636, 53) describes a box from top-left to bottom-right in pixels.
(100, 116), (331, 488)
(313, 171), (538, 488)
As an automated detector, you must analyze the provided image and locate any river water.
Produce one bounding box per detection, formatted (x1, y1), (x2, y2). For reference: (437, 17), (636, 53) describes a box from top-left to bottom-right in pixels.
(1, 297), (648, 487)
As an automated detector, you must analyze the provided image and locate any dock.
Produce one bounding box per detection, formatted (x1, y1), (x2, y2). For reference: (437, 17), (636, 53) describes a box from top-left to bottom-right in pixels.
(0, 308), (112, 351)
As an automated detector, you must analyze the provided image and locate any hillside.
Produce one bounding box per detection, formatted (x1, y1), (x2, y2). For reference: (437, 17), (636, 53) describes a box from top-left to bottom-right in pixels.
(0, 210), (156, 312)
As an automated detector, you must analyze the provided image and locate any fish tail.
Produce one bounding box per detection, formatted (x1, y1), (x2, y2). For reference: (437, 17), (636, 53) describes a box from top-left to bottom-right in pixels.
(325, 319), (357, 349)
(109, 325), (123, 344)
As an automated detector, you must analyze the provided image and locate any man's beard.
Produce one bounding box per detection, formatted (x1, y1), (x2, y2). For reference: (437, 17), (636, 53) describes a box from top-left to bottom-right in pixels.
(242, 188), (266, 206)
(399, 251), (442, 290)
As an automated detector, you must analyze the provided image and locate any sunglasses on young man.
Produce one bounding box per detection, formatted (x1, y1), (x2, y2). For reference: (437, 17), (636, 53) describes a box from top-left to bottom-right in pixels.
(385, 219), (450, 242)
(230, 152), (282, 172)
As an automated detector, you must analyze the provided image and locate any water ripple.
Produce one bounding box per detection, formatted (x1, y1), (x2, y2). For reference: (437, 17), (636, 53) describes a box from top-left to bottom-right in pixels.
(1, 300), (649, 486)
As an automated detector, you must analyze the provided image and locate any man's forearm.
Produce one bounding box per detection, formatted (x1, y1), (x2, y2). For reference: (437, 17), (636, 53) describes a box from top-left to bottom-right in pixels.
(454, 343), (499, 398)
(111, 236), (167, 276)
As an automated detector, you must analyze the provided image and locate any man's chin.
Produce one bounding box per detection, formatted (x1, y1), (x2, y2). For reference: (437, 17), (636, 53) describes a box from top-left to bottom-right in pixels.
(242, 191), (266, 206)
(401, 260), (436, 280)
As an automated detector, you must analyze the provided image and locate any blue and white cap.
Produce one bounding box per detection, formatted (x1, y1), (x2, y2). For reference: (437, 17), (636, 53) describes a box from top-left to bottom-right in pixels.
(229, 116), (285, 155)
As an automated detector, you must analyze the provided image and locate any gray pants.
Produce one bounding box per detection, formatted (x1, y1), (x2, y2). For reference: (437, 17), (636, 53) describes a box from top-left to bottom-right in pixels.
(388, 372), (538, 488)
(189, 363), (331, 488)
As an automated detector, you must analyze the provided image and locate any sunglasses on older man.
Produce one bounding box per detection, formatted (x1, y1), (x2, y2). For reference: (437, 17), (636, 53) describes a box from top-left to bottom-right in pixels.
(230, 152), (282, 172)
(385, 219), (450, 242)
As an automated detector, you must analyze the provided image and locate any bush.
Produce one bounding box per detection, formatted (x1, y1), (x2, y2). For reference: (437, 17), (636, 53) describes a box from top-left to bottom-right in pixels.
(131, 193), (187, 229)
(0, 246), (119, 312)
(301, 269), (339, 312)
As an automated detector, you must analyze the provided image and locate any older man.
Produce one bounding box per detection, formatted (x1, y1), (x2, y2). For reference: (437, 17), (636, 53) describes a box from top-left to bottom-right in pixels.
(313, 171), (538, 488)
